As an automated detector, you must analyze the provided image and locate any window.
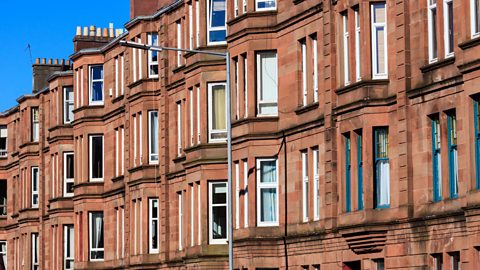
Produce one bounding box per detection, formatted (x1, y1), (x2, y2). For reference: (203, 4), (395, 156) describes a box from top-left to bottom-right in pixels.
(197, 86), (201, 143)
(207, 0), (227, 44)
(313, 149), (320, 220)
(243, 55), (249, 117)
(31, 107), (39, 142)
(432, 254), (443, 270)
(432, 116), (442, 201)
(450, 252), (460, 270)
(471, 0), (480, 37)
(256, 0), (276, 11)
(235, 162), (240, 229)
(190, 185), (194, 246)
(208, 83), (227, 142)
(31, 233), (39, 270)
(342, 13), (350, 85)
(302, 151), (309, 221)
(64, 225), (74, 270)
(89, 212), (104, 261)
(300, 39), (307, 105)
(256, 52), (278, 116)
(235, 58), (239, 119)
(257, 158), (279, 226)
(0, 180), (6, 216)
(243, 160), (249, 227)
(444, 0), (454, 57)
(189, 3), (194, 48)
(243, 0), (247, 13)
(89, 135), (104, 182)
(115, 57), (119, 97)
(354, 9), (361, 81)
(31, 167), (39, 208)
(195, 0), (200, 47)
(89, 65), (104, 105)
(190, 88), (194, 145)
(375, 259), (385, 270)
(0, 241), (6, 270)
(312, 35), (319, 102)
(357, 132), (364, 210)
(148, 33), (159, 78)
(64, 153), (74, 197)
(371, 3), (388, 79)
(149, 111), (159, 164)
(209, 182), (228, 244)
(177, 21), (183, 66)
(149, 198), (159, 253)
(133, 114), (137, 166)
(428, 0), (438, 63)
(475, 99), (480, 189)
(63, 87), (74, 124)
(447, 112), (458, 198)
(374, 127), (390, 208)
(178, 192), (183, 250)
(345, 135), (351, 212)
(234, 0), (239, 17)
(0, 126), (7, 157)
(177, 102), (183, 155)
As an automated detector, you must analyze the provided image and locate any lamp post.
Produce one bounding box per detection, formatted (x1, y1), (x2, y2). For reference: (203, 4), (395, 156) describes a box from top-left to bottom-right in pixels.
(119, 40), (233, 270)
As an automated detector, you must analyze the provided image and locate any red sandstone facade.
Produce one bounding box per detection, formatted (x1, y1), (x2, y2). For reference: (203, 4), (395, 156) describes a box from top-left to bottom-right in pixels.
(1, 0), (480, 269)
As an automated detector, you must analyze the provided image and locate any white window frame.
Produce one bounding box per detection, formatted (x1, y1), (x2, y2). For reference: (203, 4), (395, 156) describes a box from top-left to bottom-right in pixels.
(302, 151), (309, 222)
(139, 112), (143, 164)
(235, 59), (240, 119)
(354, 9), (361, 82)
(243, 0), (247, 13)
(147, 33), (159, 78)
(177, 21), (183, 66)
(301, 39), (308, 105)
(197, 184), (201, 245)
(244, 56), (248, 118)
(208, 82), (228, 142)
(148, 198), (159, 254)
(148, 111), (159, 164)
(63, 86), (74, 124)
(89, 135), (104, 182)
(189, 3), (194, 49)
(444, 0), (454, 58)
(343, 14), (350, 85)
(312, 35), (319, 102)
(255, 0), (276, 11)
(64, 225), (74, 270)
(428, 0), (438, 63)
(371, 3), (388, 79)
(256, 158), (279, 227)
(177, 102), (183, 156)
(0, 240), (6, 270)
(31, 233), (39, 270)
(208, 181), (228, 244)
(256, 52), (278, 116)
(89, 212), (104, 261)
(195, 0), (200, 47)
(63, 152), (74, 197)
(31, 167), (39, 208)
(243, 160), (249, 227)
(197, 86), (201, 144)
(313, 149), (320, 220)
(178, 192), (183, 250)
(190, 185), (195, 247)
(206, 0), (227, 45)
(189, 89), (194, 146)
(88, 65), (104, 105)
(0, 126), (8, 157)
(121, 55), (125, 95)
(138, 37), (143, 80)
(471, 0), (480, 37)
(235, 0), (239, 17)
(115, 57), (119, 97)
(133, 114), (137, 166)
(235, 162), (240, 229)
(31, 107), (39, 142)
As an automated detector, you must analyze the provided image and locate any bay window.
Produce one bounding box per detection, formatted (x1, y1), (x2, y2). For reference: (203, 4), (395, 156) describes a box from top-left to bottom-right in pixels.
(256, 52), (278, 116)
(149, 198), (159, 253)
(89, 135), (104, 182)
(148, 33), (159, 78)
(149, 111), (159, 164)
(256, 158), (279, 226)
(89, 65), (104, 105)
(207, 0), (227, 44)
(64, 153), (74, 197)
(209, 182), (228, 244)
(64, 225), (74, 270)
(208, 83), (227, 142)
(374, 127), (390, 208)
(64, 86), (74, 124)
(31, 167), (39, 208)
(89, 212), (104, 261)
(371, 3), (388, 79)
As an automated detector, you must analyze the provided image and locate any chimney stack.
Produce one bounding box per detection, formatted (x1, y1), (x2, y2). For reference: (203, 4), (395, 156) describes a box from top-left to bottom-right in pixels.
(130, 0), (175, 19)
(74, 24), (122, 53)
(32, 58), (71, 93)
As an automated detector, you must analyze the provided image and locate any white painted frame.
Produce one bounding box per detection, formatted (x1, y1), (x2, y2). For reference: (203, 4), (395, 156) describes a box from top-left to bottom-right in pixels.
(206, 0), (227, 45)
(443, 0), (454, 58)
(148, 198), (159, 254)
(148, 111), (159, 164)
(256, 158), (279, 227)
(354, 9), (361, 82)
(88, 212), (104, 261)
(471, 0), (480, 37)
(428, 0), (438, 63)
(88, 135), (104, 182)
(313, 149), (320, 220)
(255, 0), (276, 11)
(256, 52), (278, 116)
(63, 86), (74, 124)
(301, 39), (308, 105)
(208, 181), (228, 244)
(343, 14), (350, 85)
(147, 33), (159, 78)
(63, 225), (74, 270)
(63, 152), (74, 197)
(31, 167), (39, 208)
(88, 65), (104, 105)
(371, 3), (388, 79)
(302, 151), (309, 222)
(208, 82), (228, 142)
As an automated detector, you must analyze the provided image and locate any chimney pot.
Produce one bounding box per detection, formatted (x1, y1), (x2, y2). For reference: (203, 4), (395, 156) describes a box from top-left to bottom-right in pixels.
(35, 58), (40, 64)
(103, 28), (109, 37)
(66, 60), (71, 66)
(76, 26), (82, 36)
(83, 26), (89, 36)
(60, 59), (65, 65)
(109, 23), (114, 29)
(89, 25), (96, 36)
(41, 58), (46, 64)
(96, 28), (102, 37)
(54, 59), (58, 65)
(47, 59), (52, 65)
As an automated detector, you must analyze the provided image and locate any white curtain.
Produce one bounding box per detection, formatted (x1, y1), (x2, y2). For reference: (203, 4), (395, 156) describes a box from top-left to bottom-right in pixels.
(95, 215), (103, 249)
(378, 160), (390, 206)
(261, 189), (277, 222)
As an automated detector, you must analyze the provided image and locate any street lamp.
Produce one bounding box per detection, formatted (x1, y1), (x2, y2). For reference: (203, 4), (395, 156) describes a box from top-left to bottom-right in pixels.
(119, 40), (233, 270)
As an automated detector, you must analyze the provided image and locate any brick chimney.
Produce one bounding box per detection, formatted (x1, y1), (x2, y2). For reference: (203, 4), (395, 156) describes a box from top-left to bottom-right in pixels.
(130, 0), (174, 19)
(32, 58), (71, 93)
(73, 23), (124, 53)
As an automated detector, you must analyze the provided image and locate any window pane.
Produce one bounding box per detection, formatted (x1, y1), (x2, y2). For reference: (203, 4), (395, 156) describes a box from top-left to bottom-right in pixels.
(260, 160), (277, 183)
(91, 213), (104, 259)
(376, 27), (386, 74)
(212, 84), (226, 131)
(209, 0), (226, 43)
(260, 188), (277, 222)
(150, 111), (159, 160)
(66, 154), (74, 179)
(377, 160), (390, 206)
(212, 183), (227, 204)
(373, 4), (386, 23)
(259, 53), (278, 101)
(257, 0), (276, 9)
(92, 66), (103, 80)
(92, 82), (103, 101)
(91, 136), (103, 179)
(0, 181), (6, 216)
(212, 205), (227, 239)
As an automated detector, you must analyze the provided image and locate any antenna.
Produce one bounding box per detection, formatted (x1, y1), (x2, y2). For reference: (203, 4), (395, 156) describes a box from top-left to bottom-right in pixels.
(25, 44), (33, 65)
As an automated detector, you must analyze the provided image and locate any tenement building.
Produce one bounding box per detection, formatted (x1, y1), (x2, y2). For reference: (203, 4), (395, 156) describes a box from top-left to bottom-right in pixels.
(1, 0), (480, 269)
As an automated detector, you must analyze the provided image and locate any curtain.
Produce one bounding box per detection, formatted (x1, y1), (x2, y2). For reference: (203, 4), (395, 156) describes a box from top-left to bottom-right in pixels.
(212, 85), (226, 131)
(261, 161), (276, 183)
(378, 160), (390, 206)
(261, 188), (277, 222)
(95, 214), (104, 249)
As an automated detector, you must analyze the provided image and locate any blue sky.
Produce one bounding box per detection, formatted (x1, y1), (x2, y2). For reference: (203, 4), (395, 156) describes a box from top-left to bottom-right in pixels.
(0, 0), (130, 112)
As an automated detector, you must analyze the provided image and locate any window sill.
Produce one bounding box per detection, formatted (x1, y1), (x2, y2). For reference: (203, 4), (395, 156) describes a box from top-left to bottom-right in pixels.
(295, 102), (319, 115)
(74, 181), (104, 188)
(128, 164), (159, 173)
(420, 56), (455, 73)
(231, 116), (279, 128)
(459, 35), (480, 50)
(127, 77), (158, 89)
(335, 79), (389, 95)
(48, 123), (73, 132)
